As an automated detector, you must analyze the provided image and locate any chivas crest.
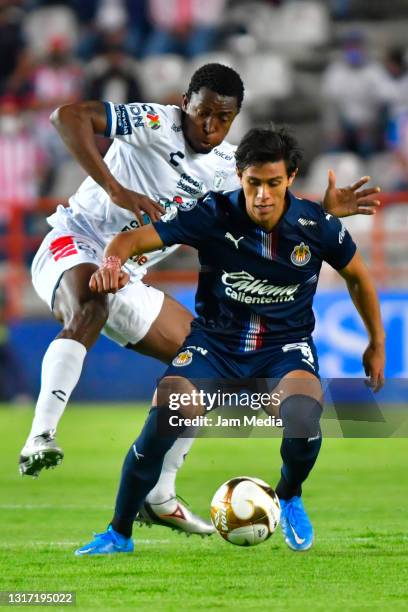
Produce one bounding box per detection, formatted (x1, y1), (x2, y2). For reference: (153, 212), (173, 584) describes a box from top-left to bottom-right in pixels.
(290, 242), (311, 266)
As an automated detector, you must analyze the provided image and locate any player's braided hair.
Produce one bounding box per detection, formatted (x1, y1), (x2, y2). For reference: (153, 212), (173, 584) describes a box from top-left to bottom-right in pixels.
(235, 126), (303, 176)
(186, 63), (245, 110)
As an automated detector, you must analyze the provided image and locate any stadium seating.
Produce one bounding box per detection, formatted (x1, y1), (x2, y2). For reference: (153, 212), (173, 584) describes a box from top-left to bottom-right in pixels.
(270, 1), (330, 51)
(366, 152), (405, 192)
(187, 51), (238, 76)
(240, 52), (294, 105)
(24, 5), (79, 56)
(138, 55), (187, 102)
(304, 152), (366, 194)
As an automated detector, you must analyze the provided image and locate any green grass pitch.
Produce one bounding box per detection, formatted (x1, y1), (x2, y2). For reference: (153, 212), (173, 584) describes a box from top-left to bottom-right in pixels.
(0, 405), (407, 611)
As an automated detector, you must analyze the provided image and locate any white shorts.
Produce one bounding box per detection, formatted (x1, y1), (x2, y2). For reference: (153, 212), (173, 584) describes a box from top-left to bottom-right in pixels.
(31, 228), (165, 346)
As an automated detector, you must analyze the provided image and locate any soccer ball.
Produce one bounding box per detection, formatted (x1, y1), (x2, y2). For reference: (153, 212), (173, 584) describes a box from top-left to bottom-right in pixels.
(210, 476), (281, 546)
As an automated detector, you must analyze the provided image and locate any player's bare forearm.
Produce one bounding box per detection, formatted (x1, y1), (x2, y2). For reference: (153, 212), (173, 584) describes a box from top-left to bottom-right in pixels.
(89, 226), (165, 294)
(50, 101), (120, 196)
(105, 225), (164, 263)
(339, 251), (385, 390)
(339, 252), (385, 345)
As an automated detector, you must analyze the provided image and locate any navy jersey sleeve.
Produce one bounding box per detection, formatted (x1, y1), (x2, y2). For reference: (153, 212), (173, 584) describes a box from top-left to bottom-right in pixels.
(321, 214), (357, 270)
(153, 193), (216, 249)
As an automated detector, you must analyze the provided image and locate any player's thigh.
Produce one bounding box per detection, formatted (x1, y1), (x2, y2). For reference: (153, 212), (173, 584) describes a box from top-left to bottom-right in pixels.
(260, 338), (322, 415)
(278, 338), (322, 403)
(99, 279), (164, 349)
(153, 341), (231, 417)
(130, 292), (193, 363)
(32, 229), (104, 312)
(53, 263), (107, 322)
(31, 230), (109, 343)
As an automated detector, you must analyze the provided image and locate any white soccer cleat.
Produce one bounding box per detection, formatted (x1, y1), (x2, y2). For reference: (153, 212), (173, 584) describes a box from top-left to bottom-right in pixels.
(136, 497), (216, 536)
(19, 430), (64, 477)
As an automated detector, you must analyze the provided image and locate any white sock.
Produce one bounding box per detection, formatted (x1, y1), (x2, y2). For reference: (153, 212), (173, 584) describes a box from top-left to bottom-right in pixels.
(27, 338), (87, 440)
(146, 436), (195, 504)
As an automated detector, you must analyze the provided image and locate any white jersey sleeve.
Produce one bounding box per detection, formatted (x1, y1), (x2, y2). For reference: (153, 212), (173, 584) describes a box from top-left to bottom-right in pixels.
(103, 101), (174, 148)
(48, 101), (240, 281)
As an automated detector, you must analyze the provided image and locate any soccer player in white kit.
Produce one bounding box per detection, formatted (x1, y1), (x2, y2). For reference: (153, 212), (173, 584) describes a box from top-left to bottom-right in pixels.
(19, 63), (381, 535)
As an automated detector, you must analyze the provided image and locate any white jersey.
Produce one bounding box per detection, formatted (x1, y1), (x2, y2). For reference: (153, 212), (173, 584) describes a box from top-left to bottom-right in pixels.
(47, 101), (240, 277)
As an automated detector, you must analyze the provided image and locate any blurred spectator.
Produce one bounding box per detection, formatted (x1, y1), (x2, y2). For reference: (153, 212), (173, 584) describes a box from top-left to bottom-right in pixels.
(384, 48), (408, 188)
(84, 36), (143, 103)
(0, 96), (47, 223)
(0, 1), (31, 97)
(28, 36), (83, 193)
(384, 48), (408, 118)
(76, 0), (150, 60)
(144, 0), (227, 58)
(321, 32), (391, 157)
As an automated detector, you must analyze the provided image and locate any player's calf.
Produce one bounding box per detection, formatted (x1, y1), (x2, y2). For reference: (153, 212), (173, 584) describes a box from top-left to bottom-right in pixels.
(20, 277), (110, 477)
(275, 394), (322, 550)
(110, 405), (185, 538)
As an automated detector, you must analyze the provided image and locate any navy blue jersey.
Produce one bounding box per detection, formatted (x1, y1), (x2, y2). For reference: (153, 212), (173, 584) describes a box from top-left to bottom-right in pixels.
(153, 189), (356, 351)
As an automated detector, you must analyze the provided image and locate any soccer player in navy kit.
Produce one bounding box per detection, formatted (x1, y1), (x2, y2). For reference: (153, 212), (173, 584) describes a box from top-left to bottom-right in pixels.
(77, 126), (385, 554)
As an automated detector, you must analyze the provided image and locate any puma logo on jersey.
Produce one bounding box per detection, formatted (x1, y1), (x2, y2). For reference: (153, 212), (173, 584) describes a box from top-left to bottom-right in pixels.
(298, 218), (317, 226)
(225, 232), (244, 249)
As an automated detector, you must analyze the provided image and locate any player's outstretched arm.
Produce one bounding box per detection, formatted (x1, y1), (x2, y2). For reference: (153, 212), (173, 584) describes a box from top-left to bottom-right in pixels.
(322, 169), (381, 218)
(89, 225), (164, 294)
(338, 251), (386, 391)
(50, 101), (163, 225)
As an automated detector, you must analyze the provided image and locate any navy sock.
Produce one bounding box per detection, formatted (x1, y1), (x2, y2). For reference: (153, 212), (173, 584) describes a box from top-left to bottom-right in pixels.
(275, 394), (322, 501)
(111, 407), (185, 537)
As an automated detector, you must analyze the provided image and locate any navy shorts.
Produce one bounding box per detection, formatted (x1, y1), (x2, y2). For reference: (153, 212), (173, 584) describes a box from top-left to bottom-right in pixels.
(163, 329), (319, 382)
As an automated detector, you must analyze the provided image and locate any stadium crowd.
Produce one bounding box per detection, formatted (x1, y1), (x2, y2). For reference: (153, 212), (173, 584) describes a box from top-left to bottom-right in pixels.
(0, 0), (407, 315)
(0, 0), (407, 217)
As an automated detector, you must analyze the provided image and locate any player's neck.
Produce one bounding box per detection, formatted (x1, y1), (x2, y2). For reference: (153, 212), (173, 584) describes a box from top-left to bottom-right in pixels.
(250, 196), (289, 232)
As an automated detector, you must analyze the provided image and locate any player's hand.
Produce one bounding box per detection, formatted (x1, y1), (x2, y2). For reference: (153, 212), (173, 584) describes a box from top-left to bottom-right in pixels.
(89, 256), (130, 294)
(323, 169), (381, 218)
(362, 342), (385, 393)
(109, 186), (164, 225)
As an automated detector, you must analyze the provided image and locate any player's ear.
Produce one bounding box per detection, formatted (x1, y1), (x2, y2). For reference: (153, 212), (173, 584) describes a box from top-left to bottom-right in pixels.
(181, 93), (189, 112)
(287, 168), (298, 187)
(236, 167), (243, 183)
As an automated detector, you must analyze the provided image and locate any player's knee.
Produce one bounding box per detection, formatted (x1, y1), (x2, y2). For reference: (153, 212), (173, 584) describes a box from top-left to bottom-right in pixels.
(279, 394), (322, 438)
(155, 376), (204, 418)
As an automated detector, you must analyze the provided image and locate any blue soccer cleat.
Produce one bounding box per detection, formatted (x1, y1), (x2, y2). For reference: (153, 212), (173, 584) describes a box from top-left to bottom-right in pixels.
(75, 525), (134, 556)
(279, 496), (314, 551)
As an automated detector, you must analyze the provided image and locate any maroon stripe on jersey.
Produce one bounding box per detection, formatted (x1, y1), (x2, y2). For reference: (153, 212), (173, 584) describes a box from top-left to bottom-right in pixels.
(255, 316), (267, 350)
(50, 236), (78, 261)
